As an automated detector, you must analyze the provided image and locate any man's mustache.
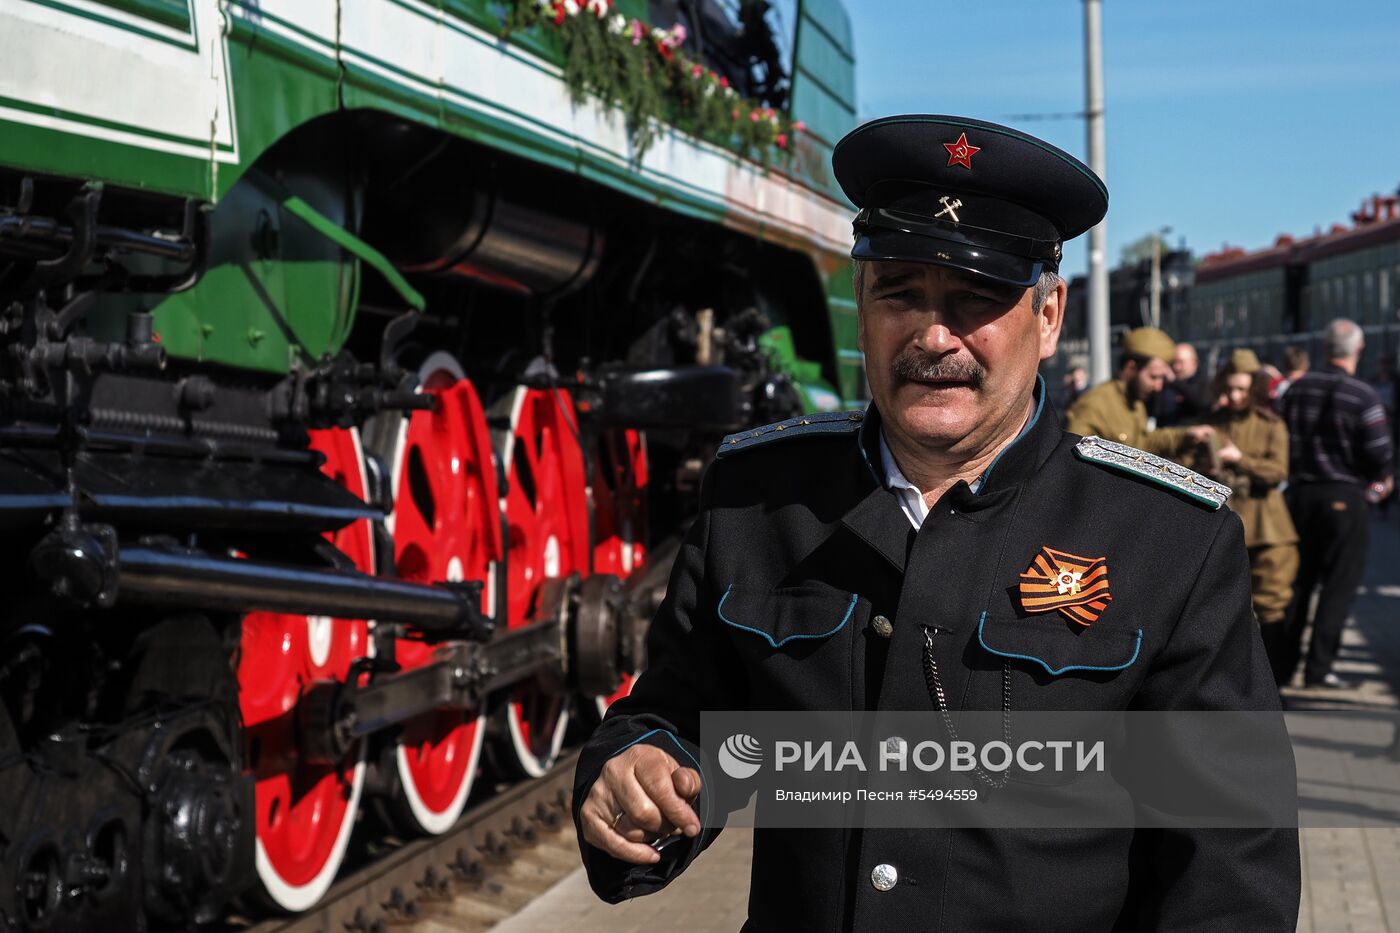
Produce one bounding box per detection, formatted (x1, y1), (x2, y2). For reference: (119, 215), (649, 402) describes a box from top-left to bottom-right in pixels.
(891, 349), (985, 389)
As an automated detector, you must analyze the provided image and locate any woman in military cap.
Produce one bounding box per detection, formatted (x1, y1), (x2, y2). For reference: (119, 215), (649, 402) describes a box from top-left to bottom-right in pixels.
(1204, 349), (1299, 629)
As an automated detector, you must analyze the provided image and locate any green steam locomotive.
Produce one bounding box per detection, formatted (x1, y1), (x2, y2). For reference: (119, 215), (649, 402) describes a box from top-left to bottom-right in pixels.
(0, 0), (858, 926)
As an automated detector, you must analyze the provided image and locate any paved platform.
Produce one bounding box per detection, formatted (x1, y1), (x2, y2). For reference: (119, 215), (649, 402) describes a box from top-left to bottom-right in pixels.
(495, 517), (1400, 933)
(1289, 516), (1400, 931)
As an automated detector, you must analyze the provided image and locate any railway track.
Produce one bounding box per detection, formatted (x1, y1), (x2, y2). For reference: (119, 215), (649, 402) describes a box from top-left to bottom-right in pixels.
(238, 752), (582, 933)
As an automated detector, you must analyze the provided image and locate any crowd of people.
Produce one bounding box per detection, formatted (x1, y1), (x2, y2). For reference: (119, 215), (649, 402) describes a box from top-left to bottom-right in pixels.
(1062, 318), (1395, 691)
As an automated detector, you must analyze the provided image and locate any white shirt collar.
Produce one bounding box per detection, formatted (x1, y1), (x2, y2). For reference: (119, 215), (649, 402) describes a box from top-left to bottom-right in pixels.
(879, 430), (930, 530)
(875, 381), (1040, 530)
(878, 430), (984, 531)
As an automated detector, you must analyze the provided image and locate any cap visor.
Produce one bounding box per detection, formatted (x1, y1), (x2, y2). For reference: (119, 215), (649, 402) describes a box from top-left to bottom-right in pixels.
(852, 230), (1044, 288)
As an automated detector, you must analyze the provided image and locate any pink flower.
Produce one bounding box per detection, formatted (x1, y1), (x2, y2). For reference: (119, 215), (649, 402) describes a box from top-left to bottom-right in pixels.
(749, 110), (760, 122)
(630, 18), (644, 44)
(776, 133), (788, 149)
(792, 120), (806, 133)
(731, 108), (740, 121)
(668, 23), (687, 46)
(692, 63), (703, 78)
(719, 76), (729, 88)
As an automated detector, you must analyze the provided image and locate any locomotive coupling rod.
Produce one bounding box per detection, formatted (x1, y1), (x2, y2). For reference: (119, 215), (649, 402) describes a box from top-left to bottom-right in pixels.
(304, 619), (565, 758)
(332, 645), (483, 748)
(116, 544), (492, 637)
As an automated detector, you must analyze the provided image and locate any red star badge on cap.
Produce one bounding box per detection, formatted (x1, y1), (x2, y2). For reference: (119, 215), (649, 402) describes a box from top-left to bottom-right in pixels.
(943, 132), (980, 170)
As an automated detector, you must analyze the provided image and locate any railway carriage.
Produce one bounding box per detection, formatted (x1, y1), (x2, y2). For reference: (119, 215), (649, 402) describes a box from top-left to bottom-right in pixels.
(1056, 195), (1400, 387)
(1188, 196), (1400, 379)
(0, 0), (860, 926)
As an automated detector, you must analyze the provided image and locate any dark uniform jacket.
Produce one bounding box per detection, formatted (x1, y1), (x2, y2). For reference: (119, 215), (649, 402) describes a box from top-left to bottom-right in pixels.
(573, 380), (1300, 932)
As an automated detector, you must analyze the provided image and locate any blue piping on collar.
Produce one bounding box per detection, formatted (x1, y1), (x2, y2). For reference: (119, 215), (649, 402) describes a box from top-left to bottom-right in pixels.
(857, 400), (881, 485)
(717, 585), (859, 647)
(976, 612), (1142, 676)
(975, 372), (1046, 493)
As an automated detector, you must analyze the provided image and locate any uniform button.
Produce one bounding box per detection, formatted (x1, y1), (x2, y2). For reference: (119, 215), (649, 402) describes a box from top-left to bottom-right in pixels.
(871, 863), (898, 891)
(871, 615), (893, 638)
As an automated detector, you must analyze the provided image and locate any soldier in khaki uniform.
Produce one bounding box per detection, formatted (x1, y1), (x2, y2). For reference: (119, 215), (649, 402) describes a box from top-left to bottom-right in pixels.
(1066, 327), (1211, 457)
(1206, 349), (1299, 626)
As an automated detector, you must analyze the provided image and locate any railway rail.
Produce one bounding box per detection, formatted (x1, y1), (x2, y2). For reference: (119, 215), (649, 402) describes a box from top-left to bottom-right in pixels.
(237, 752), (582, 933)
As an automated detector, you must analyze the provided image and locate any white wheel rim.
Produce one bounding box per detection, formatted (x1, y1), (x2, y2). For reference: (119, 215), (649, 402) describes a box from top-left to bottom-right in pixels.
(253, 758), (365, 912)
(620, 519), (634, 574)
(543, 535), (561, 579)
(394, 712), (487, 835)
(505, 698), (570, 778)
(305, 615), (333, 668)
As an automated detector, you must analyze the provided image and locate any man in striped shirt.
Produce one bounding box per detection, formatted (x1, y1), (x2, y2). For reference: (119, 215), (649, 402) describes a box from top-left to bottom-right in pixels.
(1272, 318), (1394, 688)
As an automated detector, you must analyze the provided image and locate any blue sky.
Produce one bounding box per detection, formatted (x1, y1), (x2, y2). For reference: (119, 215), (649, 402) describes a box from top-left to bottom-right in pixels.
(844, 0), (1400, 276)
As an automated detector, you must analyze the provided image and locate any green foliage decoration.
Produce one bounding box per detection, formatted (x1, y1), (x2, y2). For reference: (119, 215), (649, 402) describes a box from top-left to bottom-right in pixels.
(501, 0), (804, 163)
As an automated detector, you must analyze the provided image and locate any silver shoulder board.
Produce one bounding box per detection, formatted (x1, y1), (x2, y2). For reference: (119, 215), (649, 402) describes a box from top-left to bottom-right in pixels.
(716, 410), (865, 459)
(1073, 435), (1231, 510)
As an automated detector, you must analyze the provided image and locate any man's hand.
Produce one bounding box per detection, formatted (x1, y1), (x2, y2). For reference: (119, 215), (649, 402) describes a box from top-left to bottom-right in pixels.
(580, 744), (702, 865)
(1217, 441), (1242, 465)
(1365, 475), (1394, 504)
(1186, 424), (1215, 445)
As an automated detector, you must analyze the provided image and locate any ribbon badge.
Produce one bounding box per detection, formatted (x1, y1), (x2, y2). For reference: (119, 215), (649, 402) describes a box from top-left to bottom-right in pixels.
(1019, 546), (1112, 626)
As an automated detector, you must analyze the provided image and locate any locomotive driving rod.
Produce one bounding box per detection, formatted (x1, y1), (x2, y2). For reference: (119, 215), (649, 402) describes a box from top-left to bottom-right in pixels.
(333, 622), (564, 747)
(299, 581), (577, 761)
(116, 545), (493, 639)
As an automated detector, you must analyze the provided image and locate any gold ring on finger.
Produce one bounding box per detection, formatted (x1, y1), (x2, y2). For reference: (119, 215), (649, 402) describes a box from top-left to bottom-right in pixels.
(610, 810), (625, 829)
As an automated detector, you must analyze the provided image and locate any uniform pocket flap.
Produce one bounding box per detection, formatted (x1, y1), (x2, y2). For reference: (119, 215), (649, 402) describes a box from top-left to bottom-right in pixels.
(718, 583), (864, 648)
(978, 613), (1142, 676)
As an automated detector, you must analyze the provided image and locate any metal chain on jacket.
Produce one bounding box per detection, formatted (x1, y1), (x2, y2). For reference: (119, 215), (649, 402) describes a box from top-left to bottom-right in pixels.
(922, 625), (1011, 789)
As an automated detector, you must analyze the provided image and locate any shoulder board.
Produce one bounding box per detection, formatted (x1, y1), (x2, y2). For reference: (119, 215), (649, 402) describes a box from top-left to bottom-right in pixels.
(1073, 436), (1232, 510)
(716, 410), (865, 459)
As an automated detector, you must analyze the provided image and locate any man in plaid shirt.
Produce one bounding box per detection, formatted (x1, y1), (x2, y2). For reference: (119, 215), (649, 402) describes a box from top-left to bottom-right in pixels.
(1273, 318), (1394, 688)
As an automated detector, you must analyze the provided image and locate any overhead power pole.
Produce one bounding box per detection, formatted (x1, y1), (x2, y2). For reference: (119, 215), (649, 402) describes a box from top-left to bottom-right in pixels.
(1149, 232), (1161, 329)
(1084, 0), (1110, 384)
(1149, 225), (1172, 330)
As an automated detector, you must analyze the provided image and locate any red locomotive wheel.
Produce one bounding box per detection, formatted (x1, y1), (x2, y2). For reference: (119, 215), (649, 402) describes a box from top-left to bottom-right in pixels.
(597, 672), (637, 718)
(239, 427), (373, 912)
(385, 356), (502, 834)
(590, 429), (649, 717)
(591, 429), (648, 579)
(495, 386), (590, 776)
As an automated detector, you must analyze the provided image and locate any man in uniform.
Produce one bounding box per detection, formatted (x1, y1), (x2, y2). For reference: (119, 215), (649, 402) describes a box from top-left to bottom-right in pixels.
(1066, 326), (1212, 455)
(572, 115), (1299, 931)
(1156, 341), (1212, 426)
